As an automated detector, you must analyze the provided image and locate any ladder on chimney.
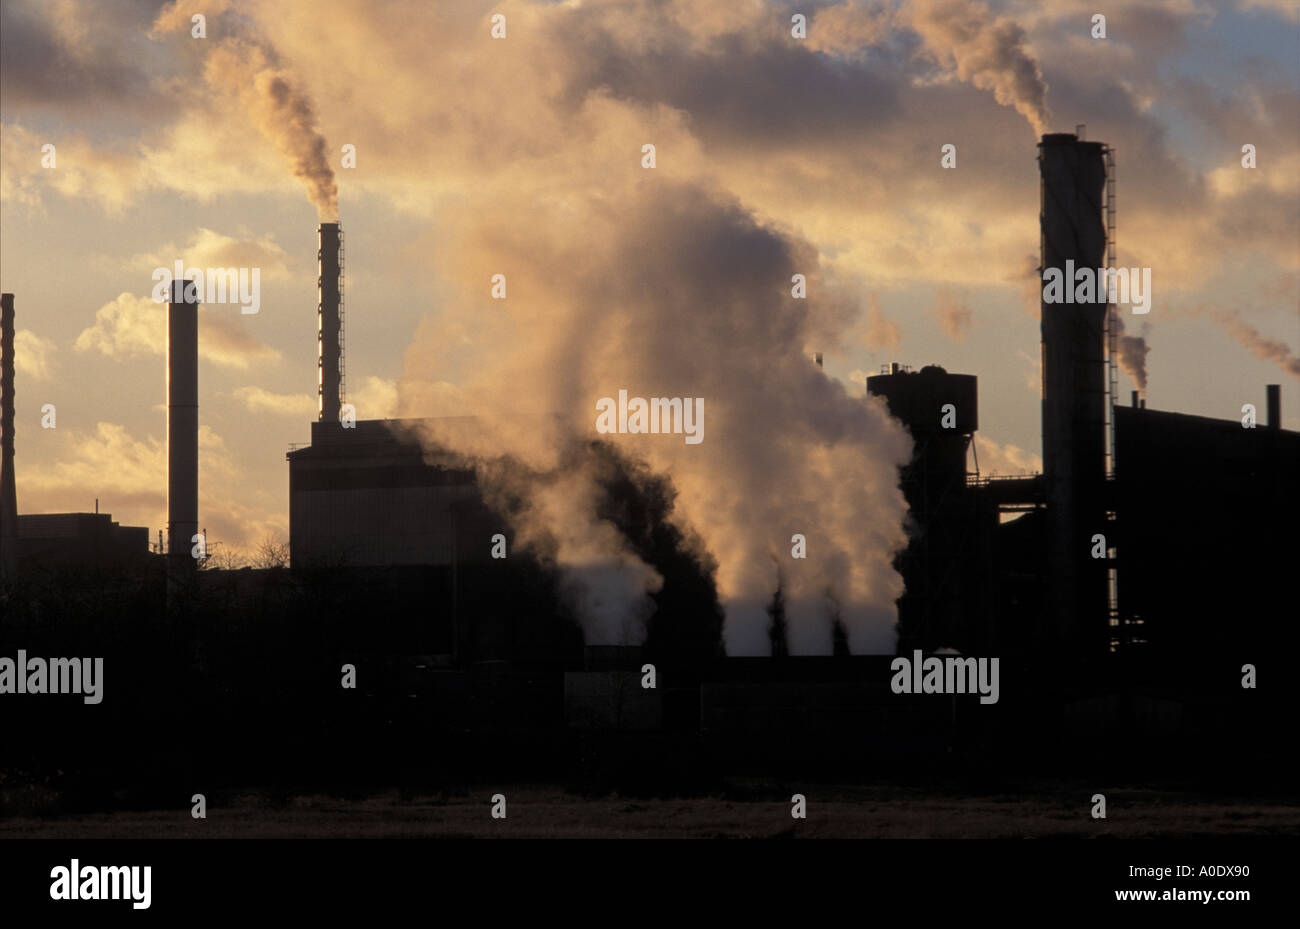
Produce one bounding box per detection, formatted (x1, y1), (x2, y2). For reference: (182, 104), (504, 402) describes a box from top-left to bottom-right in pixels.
(1102, 145), (1123, 651)
(1103, 146), (1117, 479)
(337, 226), (347, 410)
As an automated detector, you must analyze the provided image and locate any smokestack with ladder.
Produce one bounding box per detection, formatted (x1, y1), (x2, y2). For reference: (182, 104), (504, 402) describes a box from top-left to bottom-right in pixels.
(318, 223), (344, 424)
(1, 294), (17, 580)
(168, 279), (199, 560)
(1038, 132), (1110, 659)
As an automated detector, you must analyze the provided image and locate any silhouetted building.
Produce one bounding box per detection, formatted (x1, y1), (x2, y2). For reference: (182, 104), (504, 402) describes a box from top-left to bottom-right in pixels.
(1112, 398), (1300, 663)
(867, 364), (992, 653)
(1, 293), (17, 580)
(287, 419), (499, 567)
(16, 512), (150, 569)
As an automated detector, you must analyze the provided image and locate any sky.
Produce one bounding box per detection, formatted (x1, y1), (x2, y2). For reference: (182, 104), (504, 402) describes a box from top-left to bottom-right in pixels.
(1, 0), (1297, 578)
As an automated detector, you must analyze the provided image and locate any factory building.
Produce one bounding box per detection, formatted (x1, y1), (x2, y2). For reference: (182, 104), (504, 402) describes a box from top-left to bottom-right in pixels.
(866, 133), (1298, 672)
(286, 223), (499, 568)
(15, 513), (149, 569)
(1112, 393), (1299, 663)
(866, 364), (995, 655)
(287, 418), (497, 567)
(279, 132), (1297, 673)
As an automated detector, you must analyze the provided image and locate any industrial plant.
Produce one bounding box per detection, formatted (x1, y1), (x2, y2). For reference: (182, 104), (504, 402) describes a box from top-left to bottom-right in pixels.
(1, 133), (1296, 792)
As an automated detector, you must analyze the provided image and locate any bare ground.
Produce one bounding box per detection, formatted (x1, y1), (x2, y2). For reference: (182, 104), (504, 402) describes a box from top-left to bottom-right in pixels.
(3, 782), (1298, 838)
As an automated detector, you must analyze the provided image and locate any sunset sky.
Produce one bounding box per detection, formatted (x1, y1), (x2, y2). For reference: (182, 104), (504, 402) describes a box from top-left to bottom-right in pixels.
(2, 0), (1297, 560)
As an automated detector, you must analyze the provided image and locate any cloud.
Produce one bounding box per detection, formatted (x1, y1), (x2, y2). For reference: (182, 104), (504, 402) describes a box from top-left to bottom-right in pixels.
(0, 123), (150, 213)
(0, 0), (162, 115)
(1213, 309), (1300, 380)
(864, 297), (902, 353)
(135, 227), (293, 279)
(234, 377), (398, 422)
(1016, 348), (1040, 394)
(350, 375), (398, 419)
(20, 422), (166, 520)
(233, 386), (314, 418)
(974, 433), (1042, 475)
(928, 287), (973, 342)
(14, 330), (57, 381)
(21, 419), (282, 550)
(74, 292), (281, 369)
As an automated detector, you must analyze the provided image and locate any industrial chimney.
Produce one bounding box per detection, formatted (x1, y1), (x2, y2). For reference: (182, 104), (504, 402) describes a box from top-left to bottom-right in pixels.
(1266, 384), (1280, 430)
(1, 293), (17, 579)
(1038, 133), (1110, 658)
(168, 279), (199, 559)
(318, 223), (344, 424)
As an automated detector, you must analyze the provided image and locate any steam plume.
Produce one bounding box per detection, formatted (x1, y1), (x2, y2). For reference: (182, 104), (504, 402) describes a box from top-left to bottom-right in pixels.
(400, 183), (911, 655)
(1112, 312), (1150, 391)
(906, 0), (1050, 135)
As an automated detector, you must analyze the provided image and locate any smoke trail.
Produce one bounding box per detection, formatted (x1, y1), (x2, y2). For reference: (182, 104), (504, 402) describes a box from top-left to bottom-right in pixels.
(205, 43), (338, 221)
(906, 0), (1050, 135)
(150, 6), (338, 220)
(1214, 310), (1300, 380)
(1112, 312), (1150, 391)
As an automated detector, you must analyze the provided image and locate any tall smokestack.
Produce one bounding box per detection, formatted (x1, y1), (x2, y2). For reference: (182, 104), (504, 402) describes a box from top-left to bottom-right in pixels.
(1266, 384), (1281, 430)
(1038, 133), (1109, 659)
(1, 294), (17, 580)
(318, 223), (343, 424)
(168, 279), (199, 559)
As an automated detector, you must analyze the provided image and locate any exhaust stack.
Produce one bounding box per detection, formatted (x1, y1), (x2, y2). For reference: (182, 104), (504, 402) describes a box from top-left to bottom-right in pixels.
(1038, 132), (1109, 658)
(168, 280), (199, 558)
(318, 223), (344, 424)
(1, 294), (17, 579)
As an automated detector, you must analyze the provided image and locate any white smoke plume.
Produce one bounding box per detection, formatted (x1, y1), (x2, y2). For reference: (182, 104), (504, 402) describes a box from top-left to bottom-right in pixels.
(399, 184), (912, 655)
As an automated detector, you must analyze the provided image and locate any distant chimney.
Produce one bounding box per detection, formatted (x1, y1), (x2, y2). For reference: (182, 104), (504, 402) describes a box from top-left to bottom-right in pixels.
(1266, 384), (1280, 430)
(1, 293), (17, 579)
(318, 223), (344, 424)
(814, 352), (823, 369)
(168, 279), (199, 559)
(1131, 390), (1138, 408)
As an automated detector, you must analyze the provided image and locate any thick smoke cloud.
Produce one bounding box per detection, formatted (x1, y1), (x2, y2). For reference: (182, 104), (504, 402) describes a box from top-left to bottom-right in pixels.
(400, 183), (912, 654)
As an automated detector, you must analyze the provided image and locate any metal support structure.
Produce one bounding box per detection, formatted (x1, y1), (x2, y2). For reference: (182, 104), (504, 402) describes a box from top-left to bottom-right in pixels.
(1104, 146), (1118, 479)
(337, 227), (347, 412)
